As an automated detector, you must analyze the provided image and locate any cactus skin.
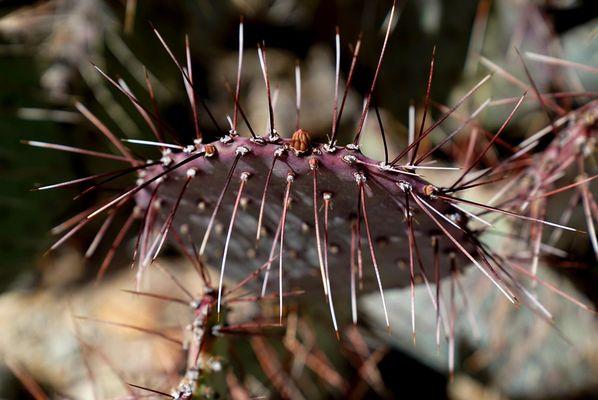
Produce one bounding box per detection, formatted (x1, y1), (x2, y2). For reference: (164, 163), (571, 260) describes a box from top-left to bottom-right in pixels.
(137, 134), (476, 296)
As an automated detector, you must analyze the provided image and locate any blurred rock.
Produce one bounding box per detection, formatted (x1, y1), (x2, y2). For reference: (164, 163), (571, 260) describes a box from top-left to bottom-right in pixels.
(362, 262), (598, 398)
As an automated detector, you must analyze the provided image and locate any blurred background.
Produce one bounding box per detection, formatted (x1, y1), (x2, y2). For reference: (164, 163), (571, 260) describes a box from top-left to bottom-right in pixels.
(0, 0), (596, 399)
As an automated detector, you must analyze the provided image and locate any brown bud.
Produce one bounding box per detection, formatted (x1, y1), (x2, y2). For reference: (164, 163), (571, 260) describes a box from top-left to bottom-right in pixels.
(290, 129), (311, 155)
(204, 144), (217, 157)
(423, 184), (436, 196)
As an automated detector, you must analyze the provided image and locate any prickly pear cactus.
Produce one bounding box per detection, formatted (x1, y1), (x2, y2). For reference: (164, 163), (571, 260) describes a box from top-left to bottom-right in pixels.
(139, 134), (472, 294)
